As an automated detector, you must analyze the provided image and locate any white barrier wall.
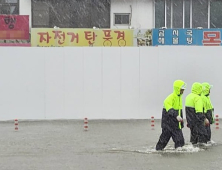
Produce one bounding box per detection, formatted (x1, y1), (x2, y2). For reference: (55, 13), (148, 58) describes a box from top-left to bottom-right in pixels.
(0, 46), (221, 120)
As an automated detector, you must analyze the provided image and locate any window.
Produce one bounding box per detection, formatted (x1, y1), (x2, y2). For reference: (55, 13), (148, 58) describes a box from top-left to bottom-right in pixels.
(114, 13), (130, 25)
(32, 0), (110, 28)
(192, 0), (208, 28)
(173, 0), (183, 28)
(155, 0), (183, 28)
(154, 0), (218, 29)
(155, 0), (165, 28)
(184, 0), (190, 28)
(210, 0), (222, 28)
(32, 1), (49, 27)
(91, 0), (111, 28)
(0, 0), (19, 14)
(166, 0), (171, 28)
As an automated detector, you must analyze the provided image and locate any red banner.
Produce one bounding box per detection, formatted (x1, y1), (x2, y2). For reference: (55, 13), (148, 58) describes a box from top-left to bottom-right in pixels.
(0, 15), (29, 40)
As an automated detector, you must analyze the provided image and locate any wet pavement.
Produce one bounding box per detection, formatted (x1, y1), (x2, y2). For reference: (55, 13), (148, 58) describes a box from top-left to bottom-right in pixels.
(0, 119), (221, 170)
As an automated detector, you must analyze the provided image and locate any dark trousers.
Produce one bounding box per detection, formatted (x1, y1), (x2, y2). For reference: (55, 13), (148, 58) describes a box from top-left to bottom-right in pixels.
(156, 128), (185, 150)
(190, 124), (208, 144)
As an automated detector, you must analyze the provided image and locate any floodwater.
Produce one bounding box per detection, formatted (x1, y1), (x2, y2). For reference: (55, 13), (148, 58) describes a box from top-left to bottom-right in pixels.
(0, 119), (221, 170)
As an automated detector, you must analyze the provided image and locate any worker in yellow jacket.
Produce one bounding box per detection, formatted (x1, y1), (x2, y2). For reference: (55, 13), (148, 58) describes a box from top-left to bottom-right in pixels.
(156, 80), (186, 151)
(185, 82), (208, 145)
(202, 82), (214, 143)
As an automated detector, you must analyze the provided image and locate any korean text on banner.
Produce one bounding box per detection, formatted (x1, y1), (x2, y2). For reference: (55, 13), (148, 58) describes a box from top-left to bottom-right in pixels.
(31, 28), (133, 47)
(152, 29), (196, 46)
(152, 28), (222, 46)
(0, 15), (29, 40)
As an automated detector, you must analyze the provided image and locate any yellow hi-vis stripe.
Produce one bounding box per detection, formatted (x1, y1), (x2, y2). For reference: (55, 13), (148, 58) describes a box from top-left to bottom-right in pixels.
(179, 109), (181, 129)
(179, 122), (181, 129)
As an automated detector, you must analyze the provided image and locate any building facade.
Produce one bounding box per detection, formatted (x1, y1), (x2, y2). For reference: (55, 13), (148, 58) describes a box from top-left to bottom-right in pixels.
(1, 0), (222, 29)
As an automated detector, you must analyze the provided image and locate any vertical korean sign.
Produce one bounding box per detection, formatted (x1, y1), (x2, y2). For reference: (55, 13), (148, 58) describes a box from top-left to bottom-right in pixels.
(0, 15), (29, 40)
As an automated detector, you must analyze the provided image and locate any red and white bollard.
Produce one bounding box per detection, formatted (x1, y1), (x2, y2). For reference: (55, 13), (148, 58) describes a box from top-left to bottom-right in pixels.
(84, 118), (88, 131)
(14, 119), (18, 131)
(215, 115), (219, 129)
(151, 116), (155, 130)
